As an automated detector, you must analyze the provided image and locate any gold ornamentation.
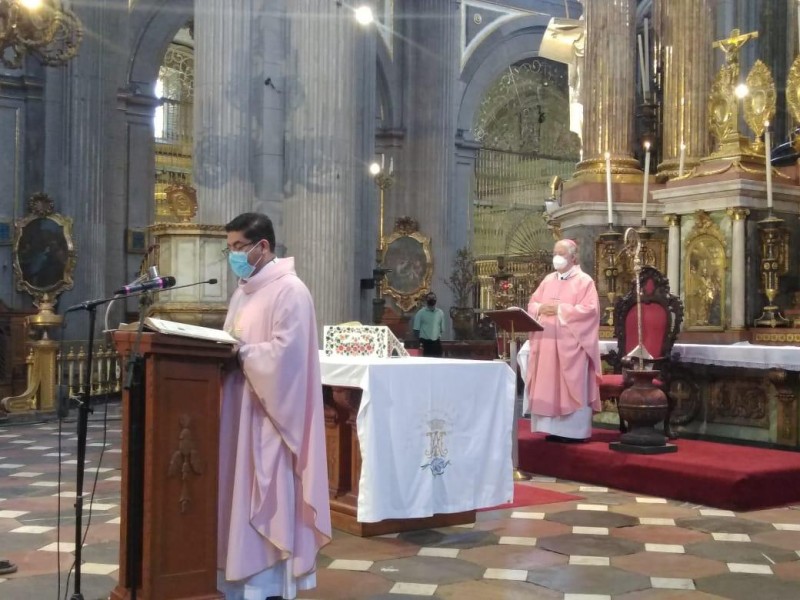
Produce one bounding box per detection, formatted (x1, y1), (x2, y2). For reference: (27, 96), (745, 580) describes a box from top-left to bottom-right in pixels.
(595, 230), (623, 326)
(708, 29), (759, 158)
(788, 56), (800, 152)
(664, 214), (680, 228)
(380, 218), (433, 313)
(616, 234), (666, 290)
(0, 0), (83, 69)
(709, 378), (769, 428)
(148, 223), (226, 234)
(165, 184), (198, 223)
(726, 207), (750, 221)
(475, 252), (551, 312)
(168, 415), (204, 514)
(768, 369), (798, 446)
(754, 215), (790, 327)
(12, 194), (76, 329)
(683, 211), (727, 330)
(743, 60), (776, 153)
(752, 332), (800, 344)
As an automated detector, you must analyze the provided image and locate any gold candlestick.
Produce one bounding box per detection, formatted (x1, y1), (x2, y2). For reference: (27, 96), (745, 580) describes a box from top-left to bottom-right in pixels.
(599, 229), (623, 326)
(754, 214), (790, 328)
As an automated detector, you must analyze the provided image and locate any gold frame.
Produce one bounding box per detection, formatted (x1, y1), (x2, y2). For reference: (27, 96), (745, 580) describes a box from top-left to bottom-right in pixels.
(380, 218), (433, 312)
(12, 194), (77, 308)
(683, 211), (727, 331)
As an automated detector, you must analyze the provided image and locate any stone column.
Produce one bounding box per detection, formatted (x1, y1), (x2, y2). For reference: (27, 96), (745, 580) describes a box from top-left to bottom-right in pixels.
(576, 0), (640, 176)
(193, 0), (263, 225)
(395, 0), (461, 307)
(665, 214), (681, 295)
(655, 0), (714, 178)
(284, 1), (375, 329)
(728, 207), (749, 329)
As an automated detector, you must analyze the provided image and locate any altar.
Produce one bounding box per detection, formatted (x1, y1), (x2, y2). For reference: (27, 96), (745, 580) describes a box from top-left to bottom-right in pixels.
(597, 341), (800, 448)
(319, 353), (515, 536)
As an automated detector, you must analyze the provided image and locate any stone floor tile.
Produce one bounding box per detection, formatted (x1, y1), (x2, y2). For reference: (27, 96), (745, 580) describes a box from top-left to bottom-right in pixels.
(459, 544), (567, 571)
(613, 525), (708, 546)
(698, 509), (735, 518)
(615, 591), (730, 600)
(676, 517), (772, 536)
(646, 543), (684, 554)
(612, 552), (726, 579)
(510, 511), (544, 519)
(744, 508), (800, 525)
(640, 518), (676, 526)
(389, 582), (437, 595)
(473, 516), (570, 539)
(483, 568), (528, 581)
(498, 536), (537, 546)
(773, 523), (800, 531)
(695, 572), (800, 600)
(651, 577), (695, 590)
(579, 486), (608, 493)
(573, 526), (609, 535)
(727, 562), (773, 574)
(577, 504), (608, 511)
(0, 510), (29, 519)
(436, 579), (562, 600)
(80, 562), (119, 575)
(370, 556), (484, 585)
(527, 564), (650, 595)
(9, 472), (43, 478)
(539, 533), (642, 557)
(569, 556), (610, 566)
(612, 504), (699, 520)
(637, 497), (668, 504)
(771, 560), (800, 581)
(397, 529), (496, 550)
(417, 547), (459, 558)
(685, 540), (798, 564)
(29, 481), (59, 488)
(328, 559), (374, 571)
(711, 533), (750, 542)
(549, 509), (638, 528)
(750, 529), (800, 551)
(301, 569), (392, 599)
(11, 525), (55, 534)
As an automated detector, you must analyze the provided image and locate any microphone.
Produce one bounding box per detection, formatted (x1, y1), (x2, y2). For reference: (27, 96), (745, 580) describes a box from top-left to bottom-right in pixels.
(114, 276), (176, 296)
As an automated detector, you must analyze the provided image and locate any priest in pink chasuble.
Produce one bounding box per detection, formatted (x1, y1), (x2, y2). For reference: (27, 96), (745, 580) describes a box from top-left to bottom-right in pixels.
(525, 239), (602, 442)
(218, 212), (331, 600)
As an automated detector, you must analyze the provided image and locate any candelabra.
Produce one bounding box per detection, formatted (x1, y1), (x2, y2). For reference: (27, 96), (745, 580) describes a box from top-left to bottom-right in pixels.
(598, 228), (623, 325)
(754, 213), (790, 328)
(0, 0), (83, 68)
(371, 167), (394, 324)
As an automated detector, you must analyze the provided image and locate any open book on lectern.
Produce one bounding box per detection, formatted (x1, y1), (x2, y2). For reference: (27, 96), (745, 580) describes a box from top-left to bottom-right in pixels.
(119, 317), (238, 345)
(484, 307), (543, 334)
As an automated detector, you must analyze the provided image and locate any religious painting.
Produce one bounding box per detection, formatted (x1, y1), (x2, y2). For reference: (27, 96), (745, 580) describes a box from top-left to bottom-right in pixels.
(12, 194), (76, 301)
(381, 217), (433, 312)
(126, 228), (149, 255)
(683, 211), (727, 331)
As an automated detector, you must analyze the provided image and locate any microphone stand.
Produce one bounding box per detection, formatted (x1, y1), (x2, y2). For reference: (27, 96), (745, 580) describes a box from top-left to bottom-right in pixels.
(63, 279), (215, 600)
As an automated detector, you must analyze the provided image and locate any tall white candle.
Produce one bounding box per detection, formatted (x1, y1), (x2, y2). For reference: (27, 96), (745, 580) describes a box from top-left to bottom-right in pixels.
(678, 142), (686, 177)
(643, 18), (651, 94)
(381, 154), (385, 171)
(641, 142), (651, 222)
(765, 121), (773, 210)
(389, 157), (394, 175)
(605, 152), (613, 224)
(637, 35), (648, 99)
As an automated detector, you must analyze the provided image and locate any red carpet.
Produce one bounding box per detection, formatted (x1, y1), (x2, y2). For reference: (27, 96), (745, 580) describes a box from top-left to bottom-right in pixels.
(478, 482), (583, 512)
(518, 423), (800, 511)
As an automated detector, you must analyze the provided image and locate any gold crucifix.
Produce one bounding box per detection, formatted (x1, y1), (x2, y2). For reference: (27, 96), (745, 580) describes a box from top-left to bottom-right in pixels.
(712, 28), (759, 65)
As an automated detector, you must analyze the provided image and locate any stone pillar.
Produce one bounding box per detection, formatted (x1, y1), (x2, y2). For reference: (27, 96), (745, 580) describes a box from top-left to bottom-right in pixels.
(395, 0), (461, 307)
(193, 0), (263, 225)
(284, 1), (375, 329)
(655, 0), (714, 178)
(728, 207), (749, 329)
(576, 0), (640, 175)
(666, 214), (681, 295)
(56, 0), (127, 337)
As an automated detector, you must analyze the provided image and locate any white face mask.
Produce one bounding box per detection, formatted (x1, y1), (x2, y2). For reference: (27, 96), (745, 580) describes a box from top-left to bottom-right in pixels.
(552, 255), (569, 271)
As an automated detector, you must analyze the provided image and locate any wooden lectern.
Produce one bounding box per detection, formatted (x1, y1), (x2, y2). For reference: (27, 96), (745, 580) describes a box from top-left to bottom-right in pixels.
(485, 308), (542, 481)
(111, 331), (231, 600)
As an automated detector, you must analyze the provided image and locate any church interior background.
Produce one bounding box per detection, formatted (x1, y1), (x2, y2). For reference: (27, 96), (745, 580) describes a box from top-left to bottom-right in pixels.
(5, 1), (800, 598)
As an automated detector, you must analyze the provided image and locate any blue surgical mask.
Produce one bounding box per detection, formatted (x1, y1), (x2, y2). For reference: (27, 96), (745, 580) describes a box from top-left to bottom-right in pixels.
(228, 244), (261, 279)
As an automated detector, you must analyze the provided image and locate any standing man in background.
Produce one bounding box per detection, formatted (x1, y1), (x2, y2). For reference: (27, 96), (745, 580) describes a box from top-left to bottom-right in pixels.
(413, 292), (445, 357)
(525, 239), (601, 442)
(218, 212), (331, 600)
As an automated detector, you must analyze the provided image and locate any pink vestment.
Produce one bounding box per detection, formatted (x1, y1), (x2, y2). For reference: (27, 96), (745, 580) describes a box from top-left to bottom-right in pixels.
(218, 258), (331, 587)
(526, 266), (602, 421)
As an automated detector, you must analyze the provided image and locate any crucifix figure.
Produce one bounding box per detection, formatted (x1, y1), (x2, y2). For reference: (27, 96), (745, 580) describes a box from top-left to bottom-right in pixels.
(712, 28), (759, 65)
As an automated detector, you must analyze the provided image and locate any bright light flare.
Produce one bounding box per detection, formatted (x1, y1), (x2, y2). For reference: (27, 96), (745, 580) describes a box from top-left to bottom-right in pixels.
(369, 162), (381, 175)
(355, 6), (374, 25)
(734, 83), (749, 99)
(19, 0), (44, 10)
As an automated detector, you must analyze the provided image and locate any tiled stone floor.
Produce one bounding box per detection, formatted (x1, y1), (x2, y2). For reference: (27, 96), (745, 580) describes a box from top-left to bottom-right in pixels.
(2, 406), (800, 599)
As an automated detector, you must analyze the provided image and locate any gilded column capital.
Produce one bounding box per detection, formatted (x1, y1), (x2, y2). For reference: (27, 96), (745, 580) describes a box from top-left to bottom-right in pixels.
(727, 207), (750, 221)
(664, 214), (681, 227)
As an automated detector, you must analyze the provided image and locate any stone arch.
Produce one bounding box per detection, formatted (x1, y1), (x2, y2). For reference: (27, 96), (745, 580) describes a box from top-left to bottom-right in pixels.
(128, 0), (194, 91)
(457, 15), (552, 137)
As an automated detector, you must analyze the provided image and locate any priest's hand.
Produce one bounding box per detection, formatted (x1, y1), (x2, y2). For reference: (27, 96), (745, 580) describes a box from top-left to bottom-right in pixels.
(223, 344), (242, 372)
(539, 303), (559, 317)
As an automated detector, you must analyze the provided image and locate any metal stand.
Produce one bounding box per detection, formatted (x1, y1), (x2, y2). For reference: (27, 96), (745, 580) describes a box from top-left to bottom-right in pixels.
(507, 323), (530, 481)
(754, 213), (790, 327)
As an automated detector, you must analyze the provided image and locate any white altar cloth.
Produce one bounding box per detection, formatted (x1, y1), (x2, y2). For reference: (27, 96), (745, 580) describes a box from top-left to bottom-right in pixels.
(598, 340), (800, 371)
(319, 353), (515, 523)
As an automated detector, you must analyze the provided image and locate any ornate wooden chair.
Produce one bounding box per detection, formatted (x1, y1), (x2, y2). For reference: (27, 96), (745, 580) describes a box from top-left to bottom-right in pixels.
(598, 266), (684, 438)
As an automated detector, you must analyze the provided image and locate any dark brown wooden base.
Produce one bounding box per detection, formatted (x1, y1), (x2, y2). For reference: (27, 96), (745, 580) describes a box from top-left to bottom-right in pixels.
(330, 496), (475, 536)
